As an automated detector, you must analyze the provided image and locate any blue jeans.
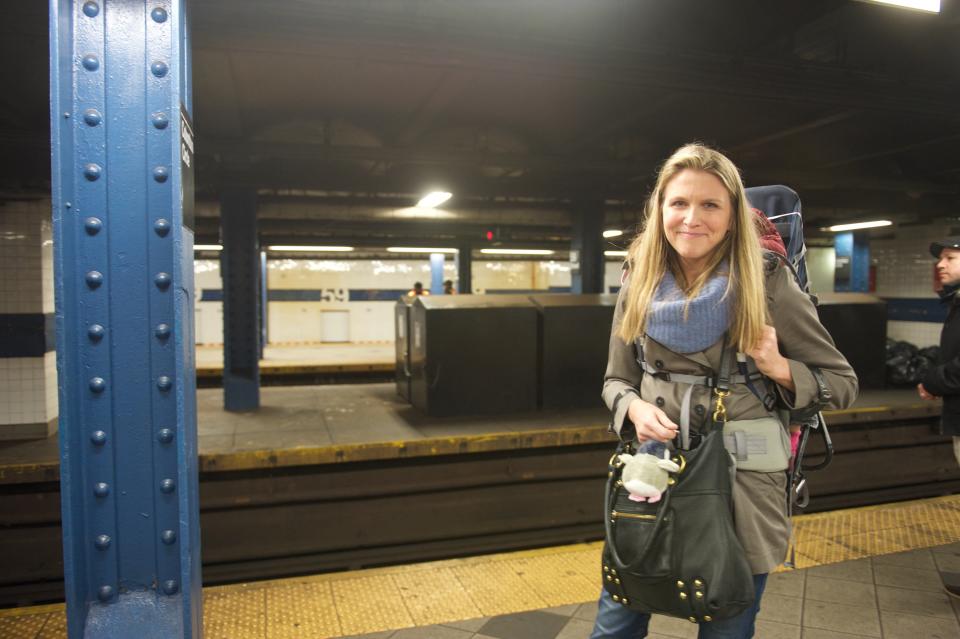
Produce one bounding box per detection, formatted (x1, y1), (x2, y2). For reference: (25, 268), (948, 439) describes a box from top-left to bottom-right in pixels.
(589, 574), (768, 639)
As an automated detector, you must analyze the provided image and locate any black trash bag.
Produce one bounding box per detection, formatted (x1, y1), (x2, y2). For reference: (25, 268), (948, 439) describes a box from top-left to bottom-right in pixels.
(918, 346), (940, 363)
(886, 340), (921, 385)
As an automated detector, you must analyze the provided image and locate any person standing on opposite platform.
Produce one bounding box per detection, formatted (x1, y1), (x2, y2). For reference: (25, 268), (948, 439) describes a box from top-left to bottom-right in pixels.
(917, 236), (960, 600)
(591, 143), (858, 638)
(407, 281), (430, 297)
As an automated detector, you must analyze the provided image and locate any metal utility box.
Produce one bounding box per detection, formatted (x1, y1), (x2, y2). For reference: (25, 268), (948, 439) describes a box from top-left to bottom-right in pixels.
(816, 293), (887, 389)
(530, 294), (617, 409)
(409, 295), (538, 416)
(395, 296), (414, 401)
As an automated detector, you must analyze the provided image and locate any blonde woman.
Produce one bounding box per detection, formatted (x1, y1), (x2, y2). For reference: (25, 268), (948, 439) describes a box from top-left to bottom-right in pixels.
(590, 144), (858, 639)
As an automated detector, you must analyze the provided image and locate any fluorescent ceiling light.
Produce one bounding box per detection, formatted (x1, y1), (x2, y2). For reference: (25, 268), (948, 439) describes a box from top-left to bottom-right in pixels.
(825, 220), (892, 232)
(386, 247), (458, 254)
(194, 244), (223, 251)
(605, 250), (628, 257)
(859, 0), (939, 12)
(417, 191), (452, 208)
(480, 248), (555, 256)
(603, 229), (624, 238)
(267, 245), (354, 252)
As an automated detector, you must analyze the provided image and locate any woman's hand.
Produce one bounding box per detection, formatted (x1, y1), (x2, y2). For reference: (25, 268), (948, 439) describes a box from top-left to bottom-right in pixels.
(746, 325), (795, 392)
(626, 397), (679, 443)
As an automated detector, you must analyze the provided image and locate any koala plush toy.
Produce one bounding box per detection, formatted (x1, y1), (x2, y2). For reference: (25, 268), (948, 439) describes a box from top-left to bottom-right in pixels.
(618, 445), (681, 503)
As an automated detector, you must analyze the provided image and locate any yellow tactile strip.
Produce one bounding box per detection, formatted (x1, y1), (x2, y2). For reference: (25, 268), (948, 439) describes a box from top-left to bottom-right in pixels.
(3, 494), (958, 638)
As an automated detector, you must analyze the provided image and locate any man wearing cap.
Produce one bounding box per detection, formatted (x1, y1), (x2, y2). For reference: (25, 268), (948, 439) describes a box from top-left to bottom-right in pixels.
(917, 237), (960, 599)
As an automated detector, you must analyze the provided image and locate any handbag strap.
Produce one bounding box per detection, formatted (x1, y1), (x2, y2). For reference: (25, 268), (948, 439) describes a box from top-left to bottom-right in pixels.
(708, 333), (733, 432)
(603, 443), (675, 572)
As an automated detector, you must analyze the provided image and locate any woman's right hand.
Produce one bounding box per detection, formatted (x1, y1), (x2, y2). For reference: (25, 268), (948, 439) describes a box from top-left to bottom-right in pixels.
(626, 397), (679, 443)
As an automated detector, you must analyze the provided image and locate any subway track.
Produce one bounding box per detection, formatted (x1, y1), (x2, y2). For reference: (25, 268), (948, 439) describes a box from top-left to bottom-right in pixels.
(1, 407), (958, 609)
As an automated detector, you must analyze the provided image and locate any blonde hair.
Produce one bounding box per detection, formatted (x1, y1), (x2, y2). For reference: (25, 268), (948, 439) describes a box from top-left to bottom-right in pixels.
(617, 143), (767, 352)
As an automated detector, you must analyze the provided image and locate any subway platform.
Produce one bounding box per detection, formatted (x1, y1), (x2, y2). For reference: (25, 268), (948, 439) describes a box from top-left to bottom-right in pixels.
(1, 495), (959, 638)
(1, 383), (958, 610)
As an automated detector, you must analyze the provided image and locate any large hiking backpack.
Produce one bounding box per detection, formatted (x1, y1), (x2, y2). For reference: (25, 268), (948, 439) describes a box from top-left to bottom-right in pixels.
(746, 185), (834, 514)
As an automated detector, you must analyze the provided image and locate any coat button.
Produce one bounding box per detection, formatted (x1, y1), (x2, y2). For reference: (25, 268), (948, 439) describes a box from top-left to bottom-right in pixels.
(655, 397), (665, 407)
(695, 405), (705, 416)
(655, 359), (664, 369)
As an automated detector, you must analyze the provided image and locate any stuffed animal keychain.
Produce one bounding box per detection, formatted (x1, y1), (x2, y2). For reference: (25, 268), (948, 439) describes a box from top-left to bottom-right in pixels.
(618, 441), (681, 503)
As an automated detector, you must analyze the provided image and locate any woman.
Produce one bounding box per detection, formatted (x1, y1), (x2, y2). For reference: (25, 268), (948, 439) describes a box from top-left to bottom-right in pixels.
(590, 143), (858, 639)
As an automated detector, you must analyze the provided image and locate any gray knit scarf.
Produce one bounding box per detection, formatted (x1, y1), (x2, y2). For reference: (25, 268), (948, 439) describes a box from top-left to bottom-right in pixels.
(645, 265), (732, 354)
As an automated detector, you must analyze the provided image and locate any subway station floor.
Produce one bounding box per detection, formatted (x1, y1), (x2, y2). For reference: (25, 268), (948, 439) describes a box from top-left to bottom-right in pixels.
(2, 495), (959, 638)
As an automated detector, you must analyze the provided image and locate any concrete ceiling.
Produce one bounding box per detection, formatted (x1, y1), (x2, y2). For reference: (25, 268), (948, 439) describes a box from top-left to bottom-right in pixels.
(3, 0), (960, 247)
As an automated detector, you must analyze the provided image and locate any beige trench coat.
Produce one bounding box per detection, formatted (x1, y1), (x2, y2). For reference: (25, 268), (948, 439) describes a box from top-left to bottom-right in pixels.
(602, 258), (859, 574)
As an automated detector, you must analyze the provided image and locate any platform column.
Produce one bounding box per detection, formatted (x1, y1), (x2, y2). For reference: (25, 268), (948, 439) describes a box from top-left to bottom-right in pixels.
(571, 200), (604, 294)
(457, 243), (472, 294)
(50, 1), (201, 637)
(220, 187), (261, 411)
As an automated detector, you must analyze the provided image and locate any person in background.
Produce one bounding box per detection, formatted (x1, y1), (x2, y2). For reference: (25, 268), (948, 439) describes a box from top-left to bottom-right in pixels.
(407, 281), (429, 297)
(443, 279), (456, 294)
(916, 236), (960, 599)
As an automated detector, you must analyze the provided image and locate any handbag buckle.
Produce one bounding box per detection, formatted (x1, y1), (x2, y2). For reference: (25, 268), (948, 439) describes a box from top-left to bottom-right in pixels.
(713, 389), (730, 423)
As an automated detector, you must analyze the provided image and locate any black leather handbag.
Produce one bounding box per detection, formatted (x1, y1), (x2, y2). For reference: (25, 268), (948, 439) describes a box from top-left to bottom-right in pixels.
(601, 345), (755, 624)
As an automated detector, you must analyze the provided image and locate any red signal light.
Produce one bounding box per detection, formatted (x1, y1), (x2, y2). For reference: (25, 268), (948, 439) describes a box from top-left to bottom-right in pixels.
(485, 230), (494, 241)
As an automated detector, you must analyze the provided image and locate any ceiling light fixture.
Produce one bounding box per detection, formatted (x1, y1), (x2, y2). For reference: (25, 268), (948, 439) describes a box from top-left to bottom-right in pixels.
(267, 245), (355, 252)
(825, 220), (892, 232)
(602, 229), (624, 238)
(386, 247), (458, 254)
(194, 244), (223, 251)
(604, 250), (628, 257)
(858, 0), (940, 13)
(480, 248), (555, 256)
(416, 191), (452, 208)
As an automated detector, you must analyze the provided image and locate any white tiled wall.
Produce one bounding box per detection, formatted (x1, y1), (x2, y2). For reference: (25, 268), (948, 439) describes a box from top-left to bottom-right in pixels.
(887, 321), (941, 348)
(0, 200), (45, 314)
(0, 358), (47, 426)
(0, 199), (56, 437)
(872, 224), (950, 348)
(194, 258), (626, 345)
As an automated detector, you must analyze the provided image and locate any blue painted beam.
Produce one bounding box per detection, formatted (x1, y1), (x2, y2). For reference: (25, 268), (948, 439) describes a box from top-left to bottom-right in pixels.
(50, 1), (202, 637)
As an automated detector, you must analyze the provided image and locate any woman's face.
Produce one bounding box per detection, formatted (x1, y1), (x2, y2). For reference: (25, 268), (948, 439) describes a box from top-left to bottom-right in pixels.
(661, 168), (733, 279)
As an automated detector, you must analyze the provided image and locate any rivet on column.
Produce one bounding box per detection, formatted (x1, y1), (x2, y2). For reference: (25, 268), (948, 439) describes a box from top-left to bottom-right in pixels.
(89, 377), (106, 393)
(160, 530), (177, 545)
(88, 324), (105, 341)
(84, 217), (102, 235)
(82, 1), (100, 17)
(97, 585), (113, 602)
(83, 109), (102, 126)
(94, 534), (111, 550)
(90, 430), (107, 445)
(151, 112), (169, 130)
(153, 166), (169, 183)
(151, 7), (168, 23)
(160, 478), (176, 494)
(83, 163), (102, 181)
(86, 271), (103, 288)
(82, 54), (99, 71)
(151, 61), (169, 78)
(162, 580), (179, 595)
(157, 375), (172, 391)
(154, 218), (171, 235)
(94, 482), (110, 497)
(154, 272), (171, 289)
(158, 428), (174, 443)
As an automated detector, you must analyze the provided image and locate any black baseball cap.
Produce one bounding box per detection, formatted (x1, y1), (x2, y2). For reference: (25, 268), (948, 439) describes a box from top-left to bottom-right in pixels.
(930, 237), (960, 258)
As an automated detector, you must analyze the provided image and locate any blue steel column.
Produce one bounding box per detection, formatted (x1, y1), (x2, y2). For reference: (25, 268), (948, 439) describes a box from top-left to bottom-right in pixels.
(50, 1), (202, 637)
(220, 188), (260, 411)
